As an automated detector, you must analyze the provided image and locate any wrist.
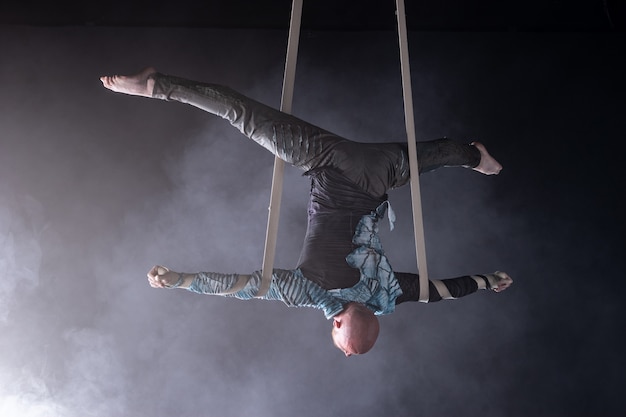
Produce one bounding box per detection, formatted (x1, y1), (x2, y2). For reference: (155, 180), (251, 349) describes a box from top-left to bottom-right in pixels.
(471, 274), (492, 290)
(167, 272), (195, 289)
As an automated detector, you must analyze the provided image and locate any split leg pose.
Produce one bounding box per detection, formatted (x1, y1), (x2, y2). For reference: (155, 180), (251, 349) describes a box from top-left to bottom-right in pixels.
(101, 68), (511, 356)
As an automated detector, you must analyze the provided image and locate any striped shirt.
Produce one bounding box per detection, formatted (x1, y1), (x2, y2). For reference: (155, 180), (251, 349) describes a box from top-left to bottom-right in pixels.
(187, 203), (403, 319)
(188, 269), (345, 319)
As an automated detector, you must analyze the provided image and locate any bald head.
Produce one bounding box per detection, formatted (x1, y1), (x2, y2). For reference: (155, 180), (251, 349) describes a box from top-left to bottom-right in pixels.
(331, 303), (380, 356)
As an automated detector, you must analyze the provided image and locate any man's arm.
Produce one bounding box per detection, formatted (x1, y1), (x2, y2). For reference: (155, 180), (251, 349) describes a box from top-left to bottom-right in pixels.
(147, 265), (238, 290)
(148, 265), (263, 298)
(147, 265), (345, 318)
(394, 271), (513, 304)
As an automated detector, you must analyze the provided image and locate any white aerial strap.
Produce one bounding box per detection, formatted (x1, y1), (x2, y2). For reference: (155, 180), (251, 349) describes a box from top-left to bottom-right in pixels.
(258, 0), (429, 302)
(396, 0), (430, 302)
(257, 0), (303, 298)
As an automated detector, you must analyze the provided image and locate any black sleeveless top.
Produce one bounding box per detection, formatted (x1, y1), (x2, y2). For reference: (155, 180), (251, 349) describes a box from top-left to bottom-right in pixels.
(296, 168), (386, 290)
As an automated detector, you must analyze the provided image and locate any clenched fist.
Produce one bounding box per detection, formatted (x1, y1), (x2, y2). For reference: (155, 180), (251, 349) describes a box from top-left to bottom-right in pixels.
(146, 265), (186, 288)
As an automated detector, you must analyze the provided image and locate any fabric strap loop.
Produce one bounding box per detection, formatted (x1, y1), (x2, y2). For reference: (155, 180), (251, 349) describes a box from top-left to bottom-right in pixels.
(257, 0), (303, 297)
(396, 0), (430, 302)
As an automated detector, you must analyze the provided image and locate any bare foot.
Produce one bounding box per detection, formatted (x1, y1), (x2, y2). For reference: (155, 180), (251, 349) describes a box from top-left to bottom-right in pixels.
(471, 142), (503, 175)
(491, 271), (513, 293)
(100, 67), (157, 98)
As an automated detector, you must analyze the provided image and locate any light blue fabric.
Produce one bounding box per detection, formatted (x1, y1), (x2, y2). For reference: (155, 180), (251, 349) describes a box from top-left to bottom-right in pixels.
(187, 203), (402, 318)
(188, 269), (344, 319)
(328, 202), (402, 316)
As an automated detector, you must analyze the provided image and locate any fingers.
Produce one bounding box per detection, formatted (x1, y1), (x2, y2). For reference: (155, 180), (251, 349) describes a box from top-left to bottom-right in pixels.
(493, 271), (513, 292)
(147, 265), (169, 288)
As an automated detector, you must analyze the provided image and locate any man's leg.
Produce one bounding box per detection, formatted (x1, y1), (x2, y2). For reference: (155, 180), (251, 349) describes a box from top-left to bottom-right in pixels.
(101, 68), (346, 172)
(100, 68), (502, 196)
(413, 139), (502, 176)
(325, 138), (502, 198)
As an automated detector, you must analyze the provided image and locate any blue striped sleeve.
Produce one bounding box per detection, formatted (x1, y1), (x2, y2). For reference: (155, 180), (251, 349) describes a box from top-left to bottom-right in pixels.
(187, 269), (345, 319)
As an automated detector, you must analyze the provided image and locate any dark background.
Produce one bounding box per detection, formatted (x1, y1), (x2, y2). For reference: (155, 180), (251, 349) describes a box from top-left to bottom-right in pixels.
(2, 0), (626, 31)
(1, 1), (624, 416)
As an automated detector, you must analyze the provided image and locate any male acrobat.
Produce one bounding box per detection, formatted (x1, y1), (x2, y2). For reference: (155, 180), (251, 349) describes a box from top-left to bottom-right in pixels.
(101, 68), (513, 356)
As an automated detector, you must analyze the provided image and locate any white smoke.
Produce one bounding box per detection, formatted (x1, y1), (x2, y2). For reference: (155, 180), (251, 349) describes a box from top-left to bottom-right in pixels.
(0, 327), (127, 417)
(0, 191), (45, 322)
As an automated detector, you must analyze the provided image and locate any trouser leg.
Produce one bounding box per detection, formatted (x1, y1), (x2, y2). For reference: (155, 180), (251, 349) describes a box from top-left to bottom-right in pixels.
(151, 73), (345, 171)
(414, 139), (481, 174)
(331, 139), (481, 196)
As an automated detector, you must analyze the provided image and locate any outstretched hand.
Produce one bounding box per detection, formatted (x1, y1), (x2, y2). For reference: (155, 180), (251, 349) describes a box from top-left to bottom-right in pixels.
(147, 265), (184, 288)
(492, 271), (513, 292)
